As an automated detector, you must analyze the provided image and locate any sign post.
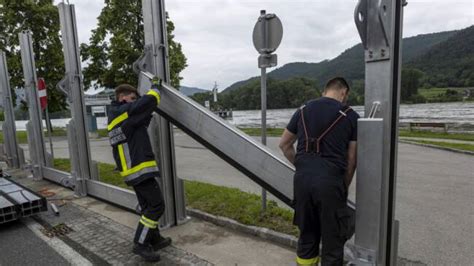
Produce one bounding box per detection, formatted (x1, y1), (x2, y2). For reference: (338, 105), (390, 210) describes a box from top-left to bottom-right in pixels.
(252, 10), (283, 212)
(38, 78), (54, 159)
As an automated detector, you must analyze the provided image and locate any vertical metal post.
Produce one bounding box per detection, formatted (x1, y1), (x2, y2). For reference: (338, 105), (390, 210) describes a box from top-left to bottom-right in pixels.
(259, 9), (268, 213)
(141, 0), (187, 227)
(260, 67), (267, 212)
(19, 32), (47, 178)
(353, 0), (404, 264)
(0, 52), (21, 168)
(67, 120), (86, 196)
(44, 108), (54, 159)
(58, 3), (94, 190)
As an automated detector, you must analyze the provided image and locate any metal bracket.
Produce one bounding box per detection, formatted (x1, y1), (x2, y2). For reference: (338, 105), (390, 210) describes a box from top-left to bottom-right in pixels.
(378, 0), (392, 47)
(354, 0), (368, 49)
(56, 75), (71, 102)
(354, 0), (392, 62)
(258, 54), (278, 68)
(353, 245), (377, 265)
(133, 44), (154, 75)
(368, 101), (381, 118)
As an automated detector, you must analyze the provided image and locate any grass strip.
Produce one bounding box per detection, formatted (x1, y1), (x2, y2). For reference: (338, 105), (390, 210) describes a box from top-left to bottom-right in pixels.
(3, 127), (471, 143)
(399, 130), (474, 141)
(0, 128), (109, 144)
(52, 158), (298, 236)
(239, 128), (474, 142)
(238, 127), (284, 137)
(407, 140), (474, 152)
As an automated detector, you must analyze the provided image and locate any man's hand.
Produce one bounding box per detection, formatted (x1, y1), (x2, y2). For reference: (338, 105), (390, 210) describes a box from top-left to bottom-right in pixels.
(151, 76), (162, 90)
(146, 76), (162, 105)
(279, 129), (297, 165)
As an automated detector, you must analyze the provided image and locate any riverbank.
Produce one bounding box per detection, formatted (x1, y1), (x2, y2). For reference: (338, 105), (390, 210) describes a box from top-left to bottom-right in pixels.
(2, 127), (473, 153)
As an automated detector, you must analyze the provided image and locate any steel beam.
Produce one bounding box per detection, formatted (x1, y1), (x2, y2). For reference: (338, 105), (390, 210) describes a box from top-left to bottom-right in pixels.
(19, 32), (47, 178)
(86, 179), (138, 212)
(140, 0), (186, 227)
(353, 0), (404, 264)
(42, 166), (74, 188)
(58, 3), (94, 187)
(139, 71), (297, 205)
(0, 52), (21, 168)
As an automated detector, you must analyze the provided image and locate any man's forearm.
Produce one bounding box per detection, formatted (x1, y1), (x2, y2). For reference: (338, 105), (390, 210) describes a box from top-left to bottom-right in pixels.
(344, 160), (356, 188)
(282, 146), (296, 165)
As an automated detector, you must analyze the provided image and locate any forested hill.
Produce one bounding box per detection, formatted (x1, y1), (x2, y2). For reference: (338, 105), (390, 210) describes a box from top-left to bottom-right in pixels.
(222, 29), (458, 93)
(407, 25), (474, 87)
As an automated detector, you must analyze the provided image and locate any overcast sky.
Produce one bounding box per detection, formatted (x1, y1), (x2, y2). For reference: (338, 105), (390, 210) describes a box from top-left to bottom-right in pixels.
(56, 0), (473, 91)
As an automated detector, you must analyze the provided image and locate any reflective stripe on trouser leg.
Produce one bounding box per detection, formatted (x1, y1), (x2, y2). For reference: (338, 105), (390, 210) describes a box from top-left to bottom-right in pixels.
(140, 215), (159, 228)
(134, 215), (159, 245)
(297, 256), (320, 265)
(138, 226), (149, 244)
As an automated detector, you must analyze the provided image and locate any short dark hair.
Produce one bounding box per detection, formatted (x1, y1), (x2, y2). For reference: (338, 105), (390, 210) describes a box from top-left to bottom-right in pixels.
(115, 84), (138, 100)
(324, 77), (350, 92)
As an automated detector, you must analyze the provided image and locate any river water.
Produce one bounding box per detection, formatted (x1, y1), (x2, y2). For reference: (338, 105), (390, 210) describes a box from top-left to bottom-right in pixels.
(230, 102), (474, 128)
(6, 101), (474, 131)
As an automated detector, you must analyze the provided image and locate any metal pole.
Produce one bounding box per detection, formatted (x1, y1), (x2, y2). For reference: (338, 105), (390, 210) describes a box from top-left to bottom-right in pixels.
(0, 52), (21, 168)
(260, 67), (267, 212)
(19, 31), (47, 178)
(44, 107), (54, 159)
(58, 3), (94, 188)
(353, 0), (403, 264)
(140, 0), (187, 227)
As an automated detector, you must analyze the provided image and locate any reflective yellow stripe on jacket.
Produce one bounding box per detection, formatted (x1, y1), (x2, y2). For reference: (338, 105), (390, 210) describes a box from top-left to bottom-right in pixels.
(108, 112), (128, 131)
(120, 161), (157, 177)
(117, 143), (158, 180)
(147, 89), (161, 105)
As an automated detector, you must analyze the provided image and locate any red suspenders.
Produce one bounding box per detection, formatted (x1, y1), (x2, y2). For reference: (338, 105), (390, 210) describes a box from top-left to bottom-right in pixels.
(300, 105), (352, 154)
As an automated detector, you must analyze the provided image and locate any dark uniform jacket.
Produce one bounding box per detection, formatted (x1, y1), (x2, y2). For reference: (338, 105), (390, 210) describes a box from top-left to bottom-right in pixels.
(107, 89), (161, 186)
(287, 97), (359, 172)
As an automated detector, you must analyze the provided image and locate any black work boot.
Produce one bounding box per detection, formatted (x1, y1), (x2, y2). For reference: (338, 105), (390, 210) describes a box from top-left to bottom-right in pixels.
(132, 243), (161, 262)
(151, 230), (172, 251)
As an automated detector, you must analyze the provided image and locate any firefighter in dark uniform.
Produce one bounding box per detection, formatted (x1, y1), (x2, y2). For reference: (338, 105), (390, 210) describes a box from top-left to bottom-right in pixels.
(279, 77), (359, 266)
(107, 80), (171, 262)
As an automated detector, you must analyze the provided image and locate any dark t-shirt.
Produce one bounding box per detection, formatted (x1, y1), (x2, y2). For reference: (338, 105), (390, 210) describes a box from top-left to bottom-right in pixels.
(286, 97), (360, 171)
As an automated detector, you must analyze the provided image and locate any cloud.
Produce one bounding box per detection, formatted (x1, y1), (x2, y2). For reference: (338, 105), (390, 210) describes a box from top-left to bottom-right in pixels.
(62, 0), (473, 90)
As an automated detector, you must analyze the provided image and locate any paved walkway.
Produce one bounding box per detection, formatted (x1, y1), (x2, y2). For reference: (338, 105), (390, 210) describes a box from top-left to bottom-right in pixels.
(3, 169), (296, 265)
(0, 220), (70, 265)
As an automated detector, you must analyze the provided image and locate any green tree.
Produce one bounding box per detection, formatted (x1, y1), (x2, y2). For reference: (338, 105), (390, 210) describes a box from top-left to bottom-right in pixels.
(81, 0), (187, 90)
(0, 0), (66, 112)
(212, 77), (320, 110)
(401, 68), (424, 101)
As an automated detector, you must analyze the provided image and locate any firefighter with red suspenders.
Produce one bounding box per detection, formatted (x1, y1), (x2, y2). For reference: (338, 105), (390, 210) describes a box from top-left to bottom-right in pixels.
(279, 77), (359, 266)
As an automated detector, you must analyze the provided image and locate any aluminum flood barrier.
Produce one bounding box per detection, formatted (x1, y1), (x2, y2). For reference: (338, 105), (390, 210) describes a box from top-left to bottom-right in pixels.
(139, 71), (357, 210)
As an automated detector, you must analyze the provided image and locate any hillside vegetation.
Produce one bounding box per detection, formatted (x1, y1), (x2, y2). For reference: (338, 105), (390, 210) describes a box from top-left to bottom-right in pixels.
(195, 27), (473, 110)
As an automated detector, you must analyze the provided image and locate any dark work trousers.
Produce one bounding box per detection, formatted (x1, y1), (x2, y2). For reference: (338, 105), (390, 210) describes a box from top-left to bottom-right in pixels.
(132, 177), (165, 246)
(293, 154), (350, 266)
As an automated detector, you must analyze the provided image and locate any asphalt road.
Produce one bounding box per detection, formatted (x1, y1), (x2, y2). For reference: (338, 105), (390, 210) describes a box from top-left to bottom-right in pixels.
(0, 219), (69, 265)
(20, 132), (474, 265)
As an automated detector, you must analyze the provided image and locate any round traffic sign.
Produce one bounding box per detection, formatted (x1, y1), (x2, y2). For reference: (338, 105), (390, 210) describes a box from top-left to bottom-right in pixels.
(252, 12), (283, 54)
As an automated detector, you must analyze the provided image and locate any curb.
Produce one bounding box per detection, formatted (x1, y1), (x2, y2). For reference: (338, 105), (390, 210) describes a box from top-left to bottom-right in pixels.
(186, 208), (297, 249)
(399, 140), (474, 156)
